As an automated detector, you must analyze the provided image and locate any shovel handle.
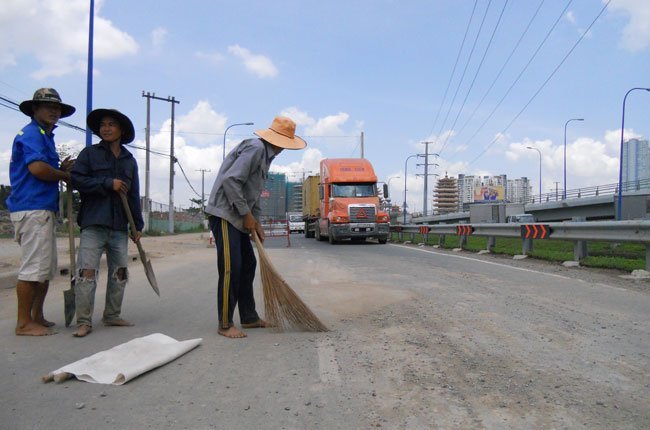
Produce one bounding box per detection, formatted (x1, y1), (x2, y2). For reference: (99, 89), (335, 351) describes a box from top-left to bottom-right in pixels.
(118, 192), (138, 239)
(67, 186), (76, 276)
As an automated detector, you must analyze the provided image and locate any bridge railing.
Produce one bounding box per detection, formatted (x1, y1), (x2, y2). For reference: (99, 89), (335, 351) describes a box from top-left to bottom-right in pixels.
(526, 178), (650, 204)
(390, 220), (650, 270)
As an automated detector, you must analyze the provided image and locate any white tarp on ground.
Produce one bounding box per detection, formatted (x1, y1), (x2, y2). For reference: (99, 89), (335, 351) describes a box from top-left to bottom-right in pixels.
(47, 333), (202, 385)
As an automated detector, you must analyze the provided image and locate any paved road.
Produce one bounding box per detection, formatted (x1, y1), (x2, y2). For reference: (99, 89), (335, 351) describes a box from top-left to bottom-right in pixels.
(1, 233), (648, 429)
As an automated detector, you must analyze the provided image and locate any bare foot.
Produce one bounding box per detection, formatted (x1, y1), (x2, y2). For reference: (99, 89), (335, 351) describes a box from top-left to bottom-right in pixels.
(218, 326), (247, 338)
(16, 322), (57, 336)
(102, 318), (134, 327)
(73, 324), (92, 337)
(35, 318), (55, 327)
(241, 319), (275, 329)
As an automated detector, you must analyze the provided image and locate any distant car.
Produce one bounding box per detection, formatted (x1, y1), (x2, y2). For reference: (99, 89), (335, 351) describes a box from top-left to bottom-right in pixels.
(506, 214), (535, 223)
(287, 213), (304, 234)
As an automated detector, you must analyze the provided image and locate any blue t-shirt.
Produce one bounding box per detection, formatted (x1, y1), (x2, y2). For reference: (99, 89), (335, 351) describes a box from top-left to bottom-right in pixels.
(6, 120), (61, 212)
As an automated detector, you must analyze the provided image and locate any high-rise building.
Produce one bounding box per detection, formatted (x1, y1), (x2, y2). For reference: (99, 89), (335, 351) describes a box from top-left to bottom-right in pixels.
(507, 177), (531, 203)
(286, 181), (303, 212)
(260, 172), (287, 220)
(622, 138), (650, 191)
(433, 175), (458, 214)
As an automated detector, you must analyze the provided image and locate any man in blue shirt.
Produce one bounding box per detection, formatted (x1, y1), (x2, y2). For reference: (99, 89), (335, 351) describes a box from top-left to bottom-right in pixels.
(7, 88), (75, 336)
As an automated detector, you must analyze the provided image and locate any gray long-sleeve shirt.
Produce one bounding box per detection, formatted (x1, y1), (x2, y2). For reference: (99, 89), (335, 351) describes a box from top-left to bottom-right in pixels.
(205, 138), (276, 233)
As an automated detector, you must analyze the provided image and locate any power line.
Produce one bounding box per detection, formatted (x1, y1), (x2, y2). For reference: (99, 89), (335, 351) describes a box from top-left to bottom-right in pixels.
(468, 0), (611, 166)
(437, 0), (509, 156)
(434, 0), (493, 146)
(453, 0), (545, 142)
(460, 0), (574, 156)
(427, 0), (479, 139)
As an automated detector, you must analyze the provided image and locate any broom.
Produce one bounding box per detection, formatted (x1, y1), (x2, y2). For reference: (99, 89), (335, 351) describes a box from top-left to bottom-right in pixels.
(252, 231), (328, 332)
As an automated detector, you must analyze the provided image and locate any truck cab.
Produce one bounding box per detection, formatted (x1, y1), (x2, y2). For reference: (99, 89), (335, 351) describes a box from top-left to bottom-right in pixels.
(316, 158), (390, 244)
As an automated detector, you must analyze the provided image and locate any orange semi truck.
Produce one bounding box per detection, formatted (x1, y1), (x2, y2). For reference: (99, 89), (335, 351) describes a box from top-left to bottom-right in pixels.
(302, 158), (390, 244)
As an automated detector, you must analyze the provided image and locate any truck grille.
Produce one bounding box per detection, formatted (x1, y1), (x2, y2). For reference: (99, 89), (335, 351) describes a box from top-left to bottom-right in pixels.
(349, 205), (376, 222)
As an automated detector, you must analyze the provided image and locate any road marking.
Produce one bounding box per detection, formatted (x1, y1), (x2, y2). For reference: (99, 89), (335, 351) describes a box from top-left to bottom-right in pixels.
(391, 243), (572, 280)
(317, 339), (341, 385)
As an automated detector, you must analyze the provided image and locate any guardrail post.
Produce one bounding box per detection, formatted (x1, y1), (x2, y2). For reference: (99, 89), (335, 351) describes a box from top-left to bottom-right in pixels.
(439, 234), (446, 247)
(459, 235), (467, 249)
(410, 232), (415, 242)
(487, 236), (496, 252)
(646, 245), (650, 271)
(522, 237), (533, 255)
(572, 217), (588, 260)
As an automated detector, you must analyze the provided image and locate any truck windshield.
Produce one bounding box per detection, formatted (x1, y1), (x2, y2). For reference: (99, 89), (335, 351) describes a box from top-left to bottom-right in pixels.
(289, 215), (302, 222)
(332, 183), (376, 198)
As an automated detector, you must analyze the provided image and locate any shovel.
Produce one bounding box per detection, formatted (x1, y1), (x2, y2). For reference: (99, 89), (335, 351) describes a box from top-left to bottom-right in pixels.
(63, 186), (76, 327)
(119, 192), (160, 296)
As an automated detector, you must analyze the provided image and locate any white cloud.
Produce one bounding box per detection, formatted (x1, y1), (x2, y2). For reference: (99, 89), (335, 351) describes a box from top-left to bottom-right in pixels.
(151, 27), (168, 50)
(566, 11), (576, 24)
(0, 0), (138, 78)
(227, 44), (278, 78)
(609, 0), (650, 51)
(176, 101), (228, 147)
(305, 113), (350, 136)
(280, 107), (315, 127)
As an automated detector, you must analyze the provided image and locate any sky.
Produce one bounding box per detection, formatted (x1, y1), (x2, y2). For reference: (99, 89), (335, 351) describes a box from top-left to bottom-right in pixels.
(1, 0), (649, 214)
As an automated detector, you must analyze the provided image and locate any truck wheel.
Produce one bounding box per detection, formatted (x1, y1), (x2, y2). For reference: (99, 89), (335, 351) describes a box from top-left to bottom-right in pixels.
(315, 224), (325, 241)
(378, 238), (387, 244)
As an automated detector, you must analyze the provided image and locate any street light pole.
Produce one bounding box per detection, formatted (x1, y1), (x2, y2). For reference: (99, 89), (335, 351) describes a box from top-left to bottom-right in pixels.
(563, 118), (584, 199)
(223, 122), (254, 161)
(617, 87), (650, 220)
(385, 176), (400, 211)
(527, 146), (542, 200)
(403, 155), (418, 224)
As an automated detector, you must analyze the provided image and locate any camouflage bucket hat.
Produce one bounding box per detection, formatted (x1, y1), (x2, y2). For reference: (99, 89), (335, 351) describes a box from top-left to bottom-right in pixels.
(19, 88), (76, 118)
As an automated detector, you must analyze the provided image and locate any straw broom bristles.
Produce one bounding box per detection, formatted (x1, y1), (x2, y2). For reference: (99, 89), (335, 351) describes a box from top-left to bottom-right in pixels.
(252, 231), (328, 332)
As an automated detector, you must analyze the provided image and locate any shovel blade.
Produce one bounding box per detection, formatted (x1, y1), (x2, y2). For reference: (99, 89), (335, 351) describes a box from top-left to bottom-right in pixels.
(144, 259), (160, 296)
(63, 288), (75, 327)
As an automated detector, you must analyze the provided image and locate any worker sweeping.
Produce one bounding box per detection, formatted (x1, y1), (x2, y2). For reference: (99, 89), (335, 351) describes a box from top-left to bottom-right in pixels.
(204, 116), (306, 339)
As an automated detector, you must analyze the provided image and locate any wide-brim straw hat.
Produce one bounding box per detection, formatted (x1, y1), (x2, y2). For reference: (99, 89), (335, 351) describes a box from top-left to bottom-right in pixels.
(19, 88), (76, 118)
(86, 108), (135, 144)
(254, 116), (306, 150)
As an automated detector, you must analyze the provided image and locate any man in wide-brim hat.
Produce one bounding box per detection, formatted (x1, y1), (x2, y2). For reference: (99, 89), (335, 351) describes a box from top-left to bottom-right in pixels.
(205, 116), (306, 339)
(7, 88), (76, 336)
(69, 108), (144, 338)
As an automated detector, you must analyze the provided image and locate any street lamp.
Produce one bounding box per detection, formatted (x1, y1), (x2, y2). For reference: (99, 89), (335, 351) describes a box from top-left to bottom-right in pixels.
(527, 146), (542, 199)
(563, 118), (584, 199)
(223, 122), (254, 161)
(617, 87), (650, 220)
(403, 155), (418, 224)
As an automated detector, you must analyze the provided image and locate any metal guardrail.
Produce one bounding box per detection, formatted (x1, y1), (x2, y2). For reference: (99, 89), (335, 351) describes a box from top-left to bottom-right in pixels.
(391, 220), (650, 270)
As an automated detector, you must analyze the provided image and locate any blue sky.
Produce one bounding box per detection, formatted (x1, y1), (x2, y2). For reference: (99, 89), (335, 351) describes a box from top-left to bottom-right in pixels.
(1, 0), (649, 214)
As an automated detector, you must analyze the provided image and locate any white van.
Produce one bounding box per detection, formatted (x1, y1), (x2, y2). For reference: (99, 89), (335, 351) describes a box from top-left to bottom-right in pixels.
(287, 212), (304, 234)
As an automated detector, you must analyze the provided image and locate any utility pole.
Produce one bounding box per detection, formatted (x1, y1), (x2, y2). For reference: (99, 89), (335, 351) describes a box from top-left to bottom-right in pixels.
(416, 142), (438, 216)
(142, 92), (151, 231)
(142, 92), (180, 233)
(360, 132), (364, 159)
(196, 169), (211, 213)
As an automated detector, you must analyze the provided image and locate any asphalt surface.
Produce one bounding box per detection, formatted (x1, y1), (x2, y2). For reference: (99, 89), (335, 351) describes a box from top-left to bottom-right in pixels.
(1, 232), (648, 429)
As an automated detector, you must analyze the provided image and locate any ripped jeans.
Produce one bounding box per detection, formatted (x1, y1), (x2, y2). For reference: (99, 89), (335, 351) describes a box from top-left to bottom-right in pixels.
(75, 226), (129, 327)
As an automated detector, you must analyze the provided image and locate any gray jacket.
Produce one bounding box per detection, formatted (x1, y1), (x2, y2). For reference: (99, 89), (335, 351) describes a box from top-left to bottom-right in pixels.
(205, 138), (276, 233)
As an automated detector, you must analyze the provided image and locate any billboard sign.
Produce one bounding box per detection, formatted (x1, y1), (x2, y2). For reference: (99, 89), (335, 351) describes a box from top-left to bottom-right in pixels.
(473, 185), (504, 202)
